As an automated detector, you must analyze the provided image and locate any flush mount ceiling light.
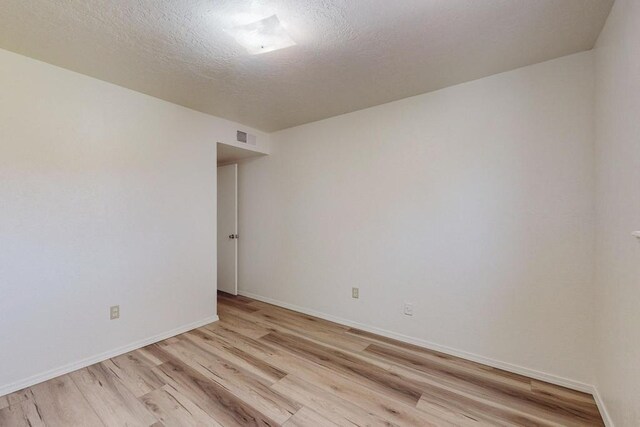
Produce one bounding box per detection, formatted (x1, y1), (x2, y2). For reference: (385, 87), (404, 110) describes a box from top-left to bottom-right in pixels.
(225, 14), (296, 55)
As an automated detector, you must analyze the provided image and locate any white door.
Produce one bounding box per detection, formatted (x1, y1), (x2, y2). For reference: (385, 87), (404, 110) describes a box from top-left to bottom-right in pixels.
(217, 164), (238, 295)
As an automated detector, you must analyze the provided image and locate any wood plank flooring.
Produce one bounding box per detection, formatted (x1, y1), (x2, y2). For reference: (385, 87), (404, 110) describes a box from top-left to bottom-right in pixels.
(0, 292), (604, 426)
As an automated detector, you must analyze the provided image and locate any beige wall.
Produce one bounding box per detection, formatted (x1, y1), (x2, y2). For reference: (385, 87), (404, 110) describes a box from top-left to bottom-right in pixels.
(237, 52), (596, 388)
(0, 48), (264, 395)
(593, 0), (640, 425)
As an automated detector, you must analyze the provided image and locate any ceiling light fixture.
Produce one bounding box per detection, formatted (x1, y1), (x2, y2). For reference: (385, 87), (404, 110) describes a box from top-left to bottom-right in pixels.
(225, 15), (296, 55)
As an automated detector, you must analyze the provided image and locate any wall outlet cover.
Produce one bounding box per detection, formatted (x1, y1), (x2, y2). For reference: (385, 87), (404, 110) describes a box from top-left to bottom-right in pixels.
(110, 305), (120, 320)
(352, 287), (359, 299)
(403, 303), (413, 316)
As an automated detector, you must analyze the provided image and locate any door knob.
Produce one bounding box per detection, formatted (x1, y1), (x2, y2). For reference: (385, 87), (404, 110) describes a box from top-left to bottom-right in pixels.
(229, 234), (238, 239)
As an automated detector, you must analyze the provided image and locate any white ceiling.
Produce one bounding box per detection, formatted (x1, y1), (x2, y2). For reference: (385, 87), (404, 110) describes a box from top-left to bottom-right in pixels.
(0, 0), (613, 132)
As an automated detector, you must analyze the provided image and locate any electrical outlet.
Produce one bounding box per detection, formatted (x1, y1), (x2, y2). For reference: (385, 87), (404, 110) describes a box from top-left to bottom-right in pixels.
(110, 305), (120, 320)
(403, 303), (413, 316)
(352, 287), (359, 299)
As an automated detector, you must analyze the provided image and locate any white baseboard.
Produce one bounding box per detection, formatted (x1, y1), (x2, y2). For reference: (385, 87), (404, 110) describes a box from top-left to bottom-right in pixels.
(239, 291), (595, 394)
(0, 315), (219, 397)
(592, 386), (615, 426)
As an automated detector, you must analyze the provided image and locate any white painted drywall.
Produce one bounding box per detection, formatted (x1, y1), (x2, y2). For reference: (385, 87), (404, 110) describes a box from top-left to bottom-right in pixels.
(593, 0), (640, 424)
(237, 52), (596, 386)
(0, 48), (267, 394)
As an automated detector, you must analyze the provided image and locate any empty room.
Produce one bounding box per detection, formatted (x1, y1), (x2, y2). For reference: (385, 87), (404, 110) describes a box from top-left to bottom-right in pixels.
(0, 0), (638, 426)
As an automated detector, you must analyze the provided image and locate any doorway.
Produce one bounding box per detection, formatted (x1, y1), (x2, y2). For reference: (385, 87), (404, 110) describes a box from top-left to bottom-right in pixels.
(216, 141), (267, 297)
(217, 163), (238, 295)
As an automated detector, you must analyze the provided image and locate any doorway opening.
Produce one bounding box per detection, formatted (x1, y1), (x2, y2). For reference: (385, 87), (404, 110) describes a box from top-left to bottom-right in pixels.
(216, 142), (266, 297)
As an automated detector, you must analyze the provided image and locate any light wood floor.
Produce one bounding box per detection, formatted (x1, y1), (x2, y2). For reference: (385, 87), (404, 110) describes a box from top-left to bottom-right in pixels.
(0, 292), (604, 426)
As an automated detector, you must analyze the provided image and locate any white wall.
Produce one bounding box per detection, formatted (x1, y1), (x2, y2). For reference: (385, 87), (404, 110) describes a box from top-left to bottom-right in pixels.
(0, 48), (266, 395)
(237, 52), (596, 387)
(593, 0), (640, 425)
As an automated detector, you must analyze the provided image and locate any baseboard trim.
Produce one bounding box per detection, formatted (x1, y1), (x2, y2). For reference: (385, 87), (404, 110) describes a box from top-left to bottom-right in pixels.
(592, 386), (614, 426)
(0, 315), (219, 397)
(239, 290), (595, 393)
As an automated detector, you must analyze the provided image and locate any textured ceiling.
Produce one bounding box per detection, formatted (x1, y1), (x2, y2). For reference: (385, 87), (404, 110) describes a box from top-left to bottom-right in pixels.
(0, 0), (613, 132)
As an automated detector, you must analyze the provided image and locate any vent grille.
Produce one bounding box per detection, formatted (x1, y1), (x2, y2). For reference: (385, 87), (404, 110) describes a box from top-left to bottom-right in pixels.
(236, 130), (247, 143)
(237, 130), (257, 146)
